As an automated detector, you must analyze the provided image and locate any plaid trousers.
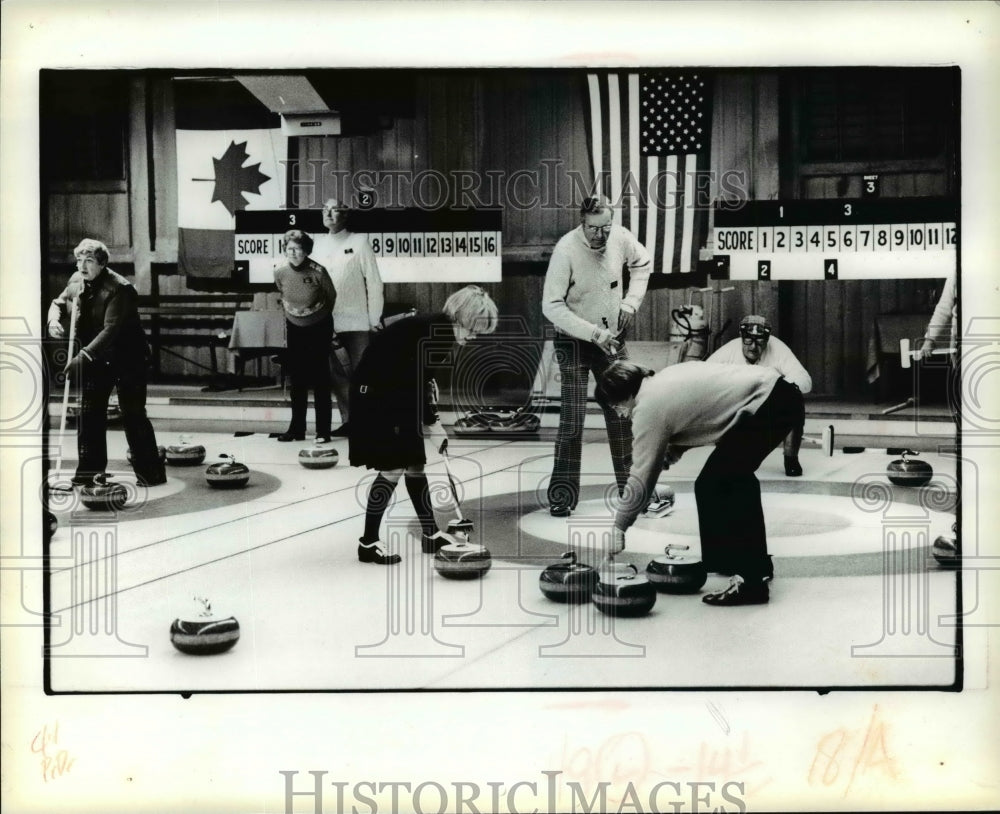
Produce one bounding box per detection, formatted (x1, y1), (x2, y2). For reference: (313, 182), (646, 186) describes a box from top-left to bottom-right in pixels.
(547, 336), (632, 508)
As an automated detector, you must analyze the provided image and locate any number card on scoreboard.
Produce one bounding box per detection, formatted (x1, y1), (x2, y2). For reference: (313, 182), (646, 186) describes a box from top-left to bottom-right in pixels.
(712, 198), (957, 280)
(235, 208), (502, 284)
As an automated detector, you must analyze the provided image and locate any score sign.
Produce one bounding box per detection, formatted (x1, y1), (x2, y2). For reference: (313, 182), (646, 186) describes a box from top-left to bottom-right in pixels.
(235, 207), (502, 284)
(713, 198), (957, 280)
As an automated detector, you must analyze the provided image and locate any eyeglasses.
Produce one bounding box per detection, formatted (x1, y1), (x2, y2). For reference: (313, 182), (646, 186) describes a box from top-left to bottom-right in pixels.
(583, 224), (612, 234)
(741, 334), (769, 345)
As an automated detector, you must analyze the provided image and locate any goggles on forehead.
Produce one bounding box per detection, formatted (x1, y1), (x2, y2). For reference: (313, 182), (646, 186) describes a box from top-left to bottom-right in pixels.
(740, 324), (771, 340)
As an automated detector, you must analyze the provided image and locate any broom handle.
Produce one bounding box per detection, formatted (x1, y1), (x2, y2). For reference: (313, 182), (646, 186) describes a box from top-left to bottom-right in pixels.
(54, 296), (79, 478)
(439, 446), (464, 522)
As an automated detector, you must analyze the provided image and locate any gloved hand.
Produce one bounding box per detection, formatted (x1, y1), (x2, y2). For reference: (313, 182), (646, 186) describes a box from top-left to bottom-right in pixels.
(63, 353), (85, 379)
(48, 321), (66, 339)
(592, 328), (622, 356)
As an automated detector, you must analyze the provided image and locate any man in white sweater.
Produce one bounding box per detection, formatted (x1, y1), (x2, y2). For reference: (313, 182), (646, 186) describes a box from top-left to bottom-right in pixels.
(541, 196), (652, 516)
(597, 360), (804, 606)
(708, 314), (811, 476)
(323, 198), (385, 436)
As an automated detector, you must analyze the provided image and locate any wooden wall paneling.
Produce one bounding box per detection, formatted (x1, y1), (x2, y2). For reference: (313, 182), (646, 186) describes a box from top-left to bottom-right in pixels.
(823, 276), (846, 394)
(753, 74), (780, 200)
(151, 78), (178, 259)
(803, 280), (827, 393)
(842, 279), (864, 396)
(49, 193), (68, 254)
(127, 76), (150, 287)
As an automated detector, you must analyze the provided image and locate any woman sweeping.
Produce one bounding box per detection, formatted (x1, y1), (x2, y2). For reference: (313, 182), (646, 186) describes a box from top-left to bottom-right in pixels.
(349, 285), (499, 564)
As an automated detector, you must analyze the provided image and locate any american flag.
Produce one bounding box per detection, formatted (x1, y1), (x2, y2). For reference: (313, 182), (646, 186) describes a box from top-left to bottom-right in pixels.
(585, 71), (713, 275)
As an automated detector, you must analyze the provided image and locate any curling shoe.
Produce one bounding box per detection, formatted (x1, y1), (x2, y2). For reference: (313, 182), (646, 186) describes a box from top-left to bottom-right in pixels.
(358, 540), (401, 565)
(702, 575), (770, 606)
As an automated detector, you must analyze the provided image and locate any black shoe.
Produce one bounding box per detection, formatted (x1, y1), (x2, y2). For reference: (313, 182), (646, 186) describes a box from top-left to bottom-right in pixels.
(784, 456), (803, 477)
(422, 533), (446, 554)
(358, 540), (401, 565)
(71, 474), (95, 487)
(702, 575), (770, 606)
(549, 504), (572, 518)
(330, 424), (350, 437)
(315, 435), (332, 444)
(277, 432), (305, 442)
(137, 474), (167, 487)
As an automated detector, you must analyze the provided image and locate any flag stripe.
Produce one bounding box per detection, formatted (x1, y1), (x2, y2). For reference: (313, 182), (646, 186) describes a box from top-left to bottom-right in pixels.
(627, 74), (641, 236)
(585, 70), (712, 275)
(586, 74), (603, 195)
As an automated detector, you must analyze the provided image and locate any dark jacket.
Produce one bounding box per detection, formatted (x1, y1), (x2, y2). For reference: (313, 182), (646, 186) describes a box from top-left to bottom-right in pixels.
(48, 268), (148, 365)
(348, 313), (453, 469)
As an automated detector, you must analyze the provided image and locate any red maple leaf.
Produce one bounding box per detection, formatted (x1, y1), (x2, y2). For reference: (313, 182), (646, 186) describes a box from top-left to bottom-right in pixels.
(211, 141), (271, 216)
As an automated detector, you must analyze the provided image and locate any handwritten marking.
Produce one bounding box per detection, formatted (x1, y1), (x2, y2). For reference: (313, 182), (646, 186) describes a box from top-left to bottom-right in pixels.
(808, 704), (897, 796)
(31, 721), (76, 782)
(706, 701), (731, 735)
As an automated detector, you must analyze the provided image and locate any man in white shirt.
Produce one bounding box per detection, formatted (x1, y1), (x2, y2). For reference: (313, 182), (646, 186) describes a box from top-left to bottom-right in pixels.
(323, 198), (385, 436)
(541, 196), (652, 516)
(708, 314), (812, 476)
(598, 360), (804, 606)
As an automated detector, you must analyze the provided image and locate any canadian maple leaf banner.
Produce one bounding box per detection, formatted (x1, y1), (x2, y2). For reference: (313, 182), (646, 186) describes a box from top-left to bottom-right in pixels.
(174, 78), (287, 280)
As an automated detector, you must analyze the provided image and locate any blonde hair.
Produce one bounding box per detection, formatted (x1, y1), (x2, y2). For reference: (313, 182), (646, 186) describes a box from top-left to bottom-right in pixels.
(443, 285), (499, 335)
(73, 238), (109, 266)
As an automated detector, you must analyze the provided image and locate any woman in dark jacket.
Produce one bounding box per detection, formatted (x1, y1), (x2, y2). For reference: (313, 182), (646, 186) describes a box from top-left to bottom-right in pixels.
(349, 285), (498, 564)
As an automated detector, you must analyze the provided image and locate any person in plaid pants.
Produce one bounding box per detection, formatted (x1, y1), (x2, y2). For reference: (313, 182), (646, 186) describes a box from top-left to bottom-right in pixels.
(541, 197), (652, 516)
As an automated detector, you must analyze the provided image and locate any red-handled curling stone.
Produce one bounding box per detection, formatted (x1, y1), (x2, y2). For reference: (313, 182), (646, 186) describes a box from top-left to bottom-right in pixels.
(169, 597), (240, 655)
(886, 450), (933, 487)
(80, 473), (128, 512)
(298, 445), (339, 469)
(539, 551), (599, 603)
(932, 521), (959, 568)
(433, 523), (491, 580)
(646, 544), (708, 594)
(592, 561), (657, 617)
(166, 435), (206, 466)
(205, 454), (251, 489)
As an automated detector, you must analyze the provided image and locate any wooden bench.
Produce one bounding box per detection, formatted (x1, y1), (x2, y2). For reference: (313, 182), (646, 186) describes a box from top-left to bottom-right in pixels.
(138, 294), (254, 384)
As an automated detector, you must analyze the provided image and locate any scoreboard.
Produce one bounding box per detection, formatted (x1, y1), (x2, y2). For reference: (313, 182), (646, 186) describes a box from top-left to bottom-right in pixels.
(235, 207), (502, 284)
(712, 198), (957, 280)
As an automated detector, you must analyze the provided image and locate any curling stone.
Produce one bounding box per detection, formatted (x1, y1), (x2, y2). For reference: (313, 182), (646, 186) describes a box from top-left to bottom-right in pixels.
(44, 510), (58, 543)
(644, 485), (676, 518)
(205, 454), (251, 489)
(646, 544), (708, 594)
(169, 597), (240, 655)
(886, 450), (933, 487)
(539, 550), (599, 603)
(433, 525), (492, 580)
(298, 445), (339, 469)
(127, 445), (167, 465)
(165, 436), (206, 466)
(592, 562), (657, 618)
(932, 521), (959, 568)
(80, 473), (128, 512)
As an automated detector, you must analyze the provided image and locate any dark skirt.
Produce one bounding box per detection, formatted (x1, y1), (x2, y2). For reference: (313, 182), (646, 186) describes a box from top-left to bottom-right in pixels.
(348, 390), (428, 470)
(346, 312), (451, 471)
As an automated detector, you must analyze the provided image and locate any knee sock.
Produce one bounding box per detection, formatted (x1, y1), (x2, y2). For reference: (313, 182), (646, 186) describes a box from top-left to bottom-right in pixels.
(404, 473), (438, 537)
(361, 474), (398, 543)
